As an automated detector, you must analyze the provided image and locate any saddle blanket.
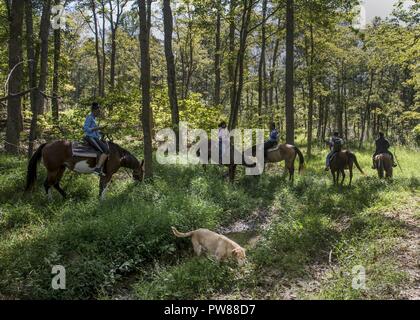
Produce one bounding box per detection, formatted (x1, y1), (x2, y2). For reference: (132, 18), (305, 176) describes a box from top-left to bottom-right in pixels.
(72, 142), (100, 158)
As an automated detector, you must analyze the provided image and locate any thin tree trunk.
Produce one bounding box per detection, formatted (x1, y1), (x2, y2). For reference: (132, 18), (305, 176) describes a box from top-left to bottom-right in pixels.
(229, 0), (252, 130)
(359, 70), (374, 148)
(91, 0), (102, 97)
(285, 0), (294, 144)
(269, 19), (281, 111)
(51, 0), (61, 123)
(214, 2), (221, 106)
(101, 0), (106, 96)
(28, 0), (51, 157)
(228, 0), (236, 112)
(25, 0), (37, 132)
(138, 0), (153, 179)
(257, 0), (267, 124)
(163, 0), (179, 148)
(306, 23), (314, 157)
(5, 0), (24, 154)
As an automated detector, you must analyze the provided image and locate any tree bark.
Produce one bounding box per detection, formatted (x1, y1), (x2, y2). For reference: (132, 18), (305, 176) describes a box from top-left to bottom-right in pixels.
(91, 0), (103, 97)
(214, 2), (221, 106)
(163, 0), (179, 148)
(108, 0), (128, 90)
(100, 0), (106, 96)
(285, 0), (294, 144)
(269, 19), (281, 111)
(52, 0), (61, 123)
(359, 70), (374, 148)
(138, 0), (153, 179)
(5, 0), (24, 154)
(257, 0), (267, 124)
(229, 0), (252, 130)
(306, 23), (314, 157)
(28, 0), (51, 157)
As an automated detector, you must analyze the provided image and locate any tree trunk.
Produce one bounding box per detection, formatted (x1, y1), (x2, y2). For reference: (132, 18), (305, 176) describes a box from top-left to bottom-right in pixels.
(91, 0), (102, 97)
(163, 0), (179, 148)
(5, 0), (24, 154)
(306, 23), (314, 157)
(228, 0), (236, 112)
(229, 0), (252, 130)
(28, 0), (51, 157)
(269, 19), (281, 111)
(25, 0), (37, 132)
(257, 0), (267, 124)
(138, 0), (153, 179)
(285, 0), (294, 144)
(214, 2), (221, 106)
(359, 70), (374, 148)
(51, 0), (61, 123)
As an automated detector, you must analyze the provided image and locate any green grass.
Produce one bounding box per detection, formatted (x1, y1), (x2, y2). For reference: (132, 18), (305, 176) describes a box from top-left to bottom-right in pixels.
(0, 146), (418, 299)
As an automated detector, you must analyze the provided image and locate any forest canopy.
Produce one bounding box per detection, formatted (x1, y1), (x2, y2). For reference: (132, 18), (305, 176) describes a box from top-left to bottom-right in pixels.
(0, 0), (419, 157)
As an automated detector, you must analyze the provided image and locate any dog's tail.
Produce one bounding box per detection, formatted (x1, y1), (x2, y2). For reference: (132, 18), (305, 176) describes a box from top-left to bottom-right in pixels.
(171, 227), (194, 238)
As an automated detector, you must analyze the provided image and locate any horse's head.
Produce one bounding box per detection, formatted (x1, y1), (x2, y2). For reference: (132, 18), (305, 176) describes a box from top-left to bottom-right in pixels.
(133, 159), (144, 181)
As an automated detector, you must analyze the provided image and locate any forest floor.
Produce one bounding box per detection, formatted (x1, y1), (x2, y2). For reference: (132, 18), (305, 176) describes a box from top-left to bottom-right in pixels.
(0, 145), (418, 300)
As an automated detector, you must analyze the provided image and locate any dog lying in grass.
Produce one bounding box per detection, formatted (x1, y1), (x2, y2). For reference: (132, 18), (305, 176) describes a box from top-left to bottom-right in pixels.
(171, 227), (246, 266)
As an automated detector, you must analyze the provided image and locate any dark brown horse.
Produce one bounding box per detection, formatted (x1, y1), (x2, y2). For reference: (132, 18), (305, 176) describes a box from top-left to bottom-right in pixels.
(374, 153), (393, 178)
(25, 140), (144, 200)
(329, 150), (364, 187)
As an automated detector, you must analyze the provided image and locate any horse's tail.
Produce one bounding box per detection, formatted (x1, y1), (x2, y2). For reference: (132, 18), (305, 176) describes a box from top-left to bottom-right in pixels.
(171, 227), (193, 238)
(351, 152), (364, 175)
(293, 146), (305, 173)
(25, 143), (47, 191)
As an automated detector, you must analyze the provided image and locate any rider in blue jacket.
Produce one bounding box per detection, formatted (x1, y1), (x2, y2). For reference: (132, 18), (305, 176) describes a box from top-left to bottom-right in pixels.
(83, 102), (109, 176)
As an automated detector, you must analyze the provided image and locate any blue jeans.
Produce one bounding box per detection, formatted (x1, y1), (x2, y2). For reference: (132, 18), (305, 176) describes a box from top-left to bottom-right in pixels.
(326, 151), (336, 167)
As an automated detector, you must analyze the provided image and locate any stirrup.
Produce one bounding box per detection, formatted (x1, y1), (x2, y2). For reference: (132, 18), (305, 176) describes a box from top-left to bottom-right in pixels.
(93, 167), (105, 176)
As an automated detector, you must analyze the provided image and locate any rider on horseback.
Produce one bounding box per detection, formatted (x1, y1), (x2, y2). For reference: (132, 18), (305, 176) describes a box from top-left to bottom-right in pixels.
(325, 132), (344, 171)
(83, 102), (109, 176)
(264, 122), (279, 158)
(372, 132), (397, 169)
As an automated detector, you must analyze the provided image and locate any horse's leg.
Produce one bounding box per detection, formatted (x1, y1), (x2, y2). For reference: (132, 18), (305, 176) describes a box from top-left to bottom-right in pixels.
(99, 174), (113, 200)
(349, 166), (353, 187)
(331, 170), (336, 186)
(340, 169), (346, 187)
(44, 170), (58, 201)
(287, 160), (294, 182)
(53, 166), (67, 199)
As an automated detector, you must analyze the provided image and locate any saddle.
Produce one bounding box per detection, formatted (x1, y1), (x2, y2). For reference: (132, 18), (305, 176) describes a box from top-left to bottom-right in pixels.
(71, 141), (100, 158)
(267, 144), (280, 153)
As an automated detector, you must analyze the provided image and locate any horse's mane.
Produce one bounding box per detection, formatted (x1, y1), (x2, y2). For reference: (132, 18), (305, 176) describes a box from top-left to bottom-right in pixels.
(109, 142), (140, 169)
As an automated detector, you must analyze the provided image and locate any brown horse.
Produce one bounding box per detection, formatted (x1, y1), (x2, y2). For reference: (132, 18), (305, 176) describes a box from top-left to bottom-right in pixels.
(25, 140), (144, 200)
(261, 144), (305, 182)
(329, 150), (364, 187)
(374, 153), (393, 178)
(198, 140), (304, 182)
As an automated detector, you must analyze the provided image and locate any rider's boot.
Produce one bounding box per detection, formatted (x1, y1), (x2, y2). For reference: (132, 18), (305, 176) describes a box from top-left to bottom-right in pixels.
(94, 153), (108, 176)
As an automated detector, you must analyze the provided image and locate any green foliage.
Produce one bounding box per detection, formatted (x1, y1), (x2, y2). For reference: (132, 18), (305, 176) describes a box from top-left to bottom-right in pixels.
(135, 257), (236, 299)
(2, 146), (418, 299)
